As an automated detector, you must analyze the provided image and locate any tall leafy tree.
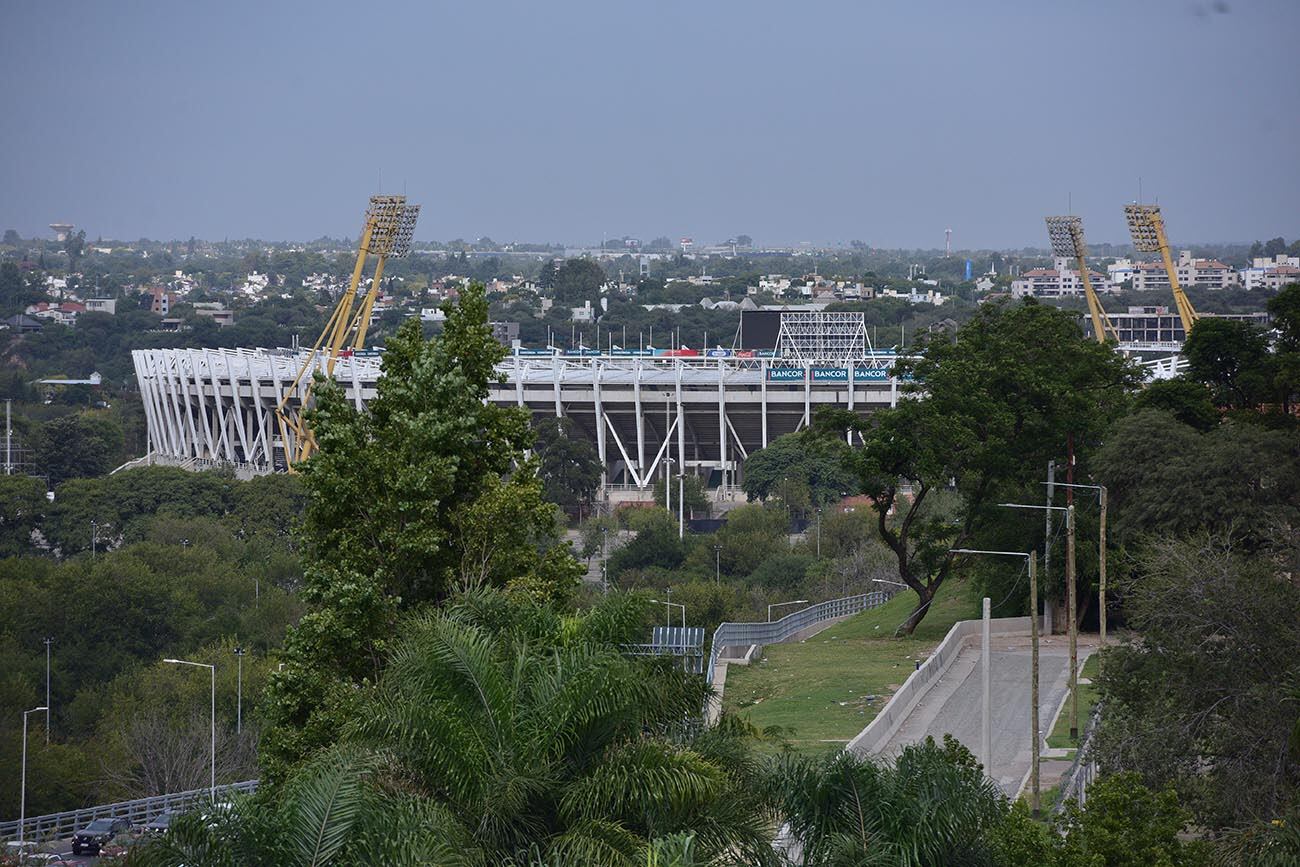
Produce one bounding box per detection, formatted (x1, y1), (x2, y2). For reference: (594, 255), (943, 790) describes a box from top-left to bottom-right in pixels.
(260, 285), (581, 780)
(1182, 317), (1273, 410)
(1094, 538), (1300, 831)
(34, 412), (123, 485)
(850, 301), (1139, 634)
(532, 416), (602, 517)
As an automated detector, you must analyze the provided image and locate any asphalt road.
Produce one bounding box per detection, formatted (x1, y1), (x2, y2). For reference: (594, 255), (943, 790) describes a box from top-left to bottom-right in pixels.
(874, 633), (1095, 794)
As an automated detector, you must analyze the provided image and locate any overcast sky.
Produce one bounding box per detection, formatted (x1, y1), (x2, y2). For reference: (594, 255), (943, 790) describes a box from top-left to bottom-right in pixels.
(3, 0), (1297, 249)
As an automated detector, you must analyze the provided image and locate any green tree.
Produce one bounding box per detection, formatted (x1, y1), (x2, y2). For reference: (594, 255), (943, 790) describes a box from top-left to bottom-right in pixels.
(63, 229), (86, 273)
(1094, 538), (1300, 830)
(551, 258), (606, 306)
(1055, 773), (1211, 867)
(1095, 411), (1300, 549)
(532, 416), (602, 517)
(652, 473), (710, 517)
(1182, 317), (1273, 409)
(773, 735), (1006, 867)
(851, 301), (1140, 634)
(0, 474), (45, 556)
(1131, 378), (1219, 432)
(260, 286), (580, 780)
(142, 593), (780, 866)
(742, 425), (859, 510)
(34, 412), (123, 484)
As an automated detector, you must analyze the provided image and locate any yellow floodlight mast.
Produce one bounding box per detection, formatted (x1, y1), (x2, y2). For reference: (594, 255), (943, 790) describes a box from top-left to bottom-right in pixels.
(274, 195), (420, 467)
(1124, 203), (1197, 337)
(1045, 216), (1118, 344)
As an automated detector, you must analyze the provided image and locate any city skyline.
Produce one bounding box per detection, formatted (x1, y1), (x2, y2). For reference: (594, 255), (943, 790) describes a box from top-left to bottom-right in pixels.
(3, 0), (1297, 248)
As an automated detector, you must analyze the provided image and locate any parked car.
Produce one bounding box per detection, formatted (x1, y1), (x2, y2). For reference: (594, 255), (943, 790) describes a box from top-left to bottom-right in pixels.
(71, 817), (132, 855)
(142, 810), (180, 836)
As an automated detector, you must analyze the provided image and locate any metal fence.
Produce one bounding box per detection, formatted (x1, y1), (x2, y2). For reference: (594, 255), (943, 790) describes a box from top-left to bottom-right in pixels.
(0, 780), (259, 843)
(706, 591), (890, 683)
(1052, 703), (1102, 814)
(625, 626), (706, 674)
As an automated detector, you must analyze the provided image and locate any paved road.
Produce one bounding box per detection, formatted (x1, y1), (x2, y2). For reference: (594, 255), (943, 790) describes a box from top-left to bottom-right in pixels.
(875, 633), (1095, 794)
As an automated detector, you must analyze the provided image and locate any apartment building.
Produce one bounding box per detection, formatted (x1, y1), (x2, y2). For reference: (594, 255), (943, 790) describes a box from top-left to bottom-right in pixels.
(1240, 255), (1300, 291)
(1011, 257), (1111, 298)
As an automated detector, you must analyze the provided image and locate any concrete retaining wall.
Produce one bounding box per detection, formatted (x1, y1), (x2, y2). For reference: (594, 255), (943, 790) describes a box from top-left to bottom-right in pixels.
(846, 615), (1032, 757)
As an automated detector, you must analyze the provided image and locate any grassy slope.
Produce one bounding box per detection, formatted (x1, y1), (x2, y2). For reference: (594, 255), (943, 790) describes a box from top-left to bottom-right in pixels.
(1046, 653), (1101, 751)
(723, 580), (980, 755)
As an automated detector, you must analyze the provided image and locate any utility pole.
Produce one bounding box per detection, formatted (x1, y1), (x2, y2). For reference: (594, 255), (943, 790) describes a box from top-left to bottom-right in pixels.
(981, 596), (991, 776)
(1066, 432), (1078, 741)
(234, 646), (245, 735)
(1044, 461), (1054, 633)
(1066, 502), (1078, 740)
(713, 545), (721, 584)
(601, 526), (609, 594)
(815, 508), (822, 559)
(43, 637), (53, 744)
(1029, 552), (1040, 817)
(5, 398), (11, 475)
(1099, 486), (1107, 645)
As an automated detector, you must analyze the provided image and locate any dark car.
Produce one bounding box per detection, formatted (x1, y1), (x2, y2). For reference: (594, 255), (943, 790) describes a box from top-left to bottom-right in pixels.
(71, 817), (132, 855)
(142, 810), (179, 836)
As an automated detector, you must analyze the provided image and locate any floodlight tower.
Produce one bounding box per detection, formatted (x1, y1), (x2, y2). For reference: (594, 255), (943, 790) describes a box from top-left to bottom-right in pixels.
(1045, 216), (1117, 344)
(275, 195), (420, 466)
(1124, 204), (1197, 336)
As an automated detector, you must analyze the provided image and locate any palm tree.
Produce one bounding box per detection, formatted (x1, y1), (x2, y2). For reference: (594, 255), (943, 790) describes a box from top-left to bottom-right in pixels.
(134, 590), (779, 866)
(772, 735), (1006, 867)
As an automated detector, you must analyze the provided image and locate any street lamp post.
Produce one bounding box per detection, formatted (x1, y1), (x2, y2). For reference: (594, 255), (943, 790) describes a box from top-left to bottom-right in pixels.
(19, 705), (48, 846)
(816, 508), (822, 559)
(233, 647), (246, 735)
(650, 597), (685, 630)
(43, 637), (53, 744)
(164, 658), (216, 798)
(951, 548), (1041, 817)
(1045, 482), (1109, 646)
(999, 501), (1080, 740)
(713, 544), (721, 584)
(90, 520), (97, 558)
(768, 599), (809, 622)
(601, 526), (609, 594)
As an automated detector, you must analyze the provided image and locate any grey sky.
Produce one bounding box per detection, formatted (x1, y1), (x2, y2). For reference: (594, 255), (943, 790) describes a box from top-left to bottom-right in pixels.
(3, 0), (1297, 249)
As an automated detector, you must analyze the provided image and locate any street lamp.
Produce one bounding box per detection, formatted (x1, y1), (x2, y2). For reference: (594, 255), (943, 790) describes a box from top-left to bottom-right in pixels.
(768, 599), (808, 622)
(650, 597), (685, 630)
(19, 705), (48, 846)
(950, 547), (1041, 817)
(90, 519), (97, 558)
(233, 647), (246, 735)
(1044, 482), (1109, 645)
(164, 658), (216, 798)
(713, 544), (722, 584)
(1000, 501), (1080, 740)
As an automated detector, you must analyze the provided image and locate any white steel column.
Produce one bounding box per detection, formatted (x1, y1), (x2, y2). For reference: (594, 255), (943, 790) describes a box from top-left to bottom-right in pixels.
(514, 356), (524, 407)
(592, 360), (607, 490)
(552, 358), (563, 417)
(760, 359), (769, 448)
(890, 375), (899, 408)
(717, 359), (727, 492)
(676, 362), (686, 490)
(803, 363), (812, 429)
(634, 361), (645, 473)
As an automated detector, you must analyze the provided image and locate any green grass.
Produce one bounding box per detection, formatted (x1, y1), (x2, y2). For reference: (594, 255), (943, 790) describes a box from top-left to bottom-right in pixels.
(722, 580), (980, 755)
(1045, 653), (1101, 750)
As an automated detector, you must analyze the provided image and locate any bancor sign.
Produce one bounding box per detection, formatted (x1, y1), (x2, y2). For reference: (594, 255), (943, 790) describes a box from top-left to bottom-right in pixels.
(765, 366), (898, 383)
